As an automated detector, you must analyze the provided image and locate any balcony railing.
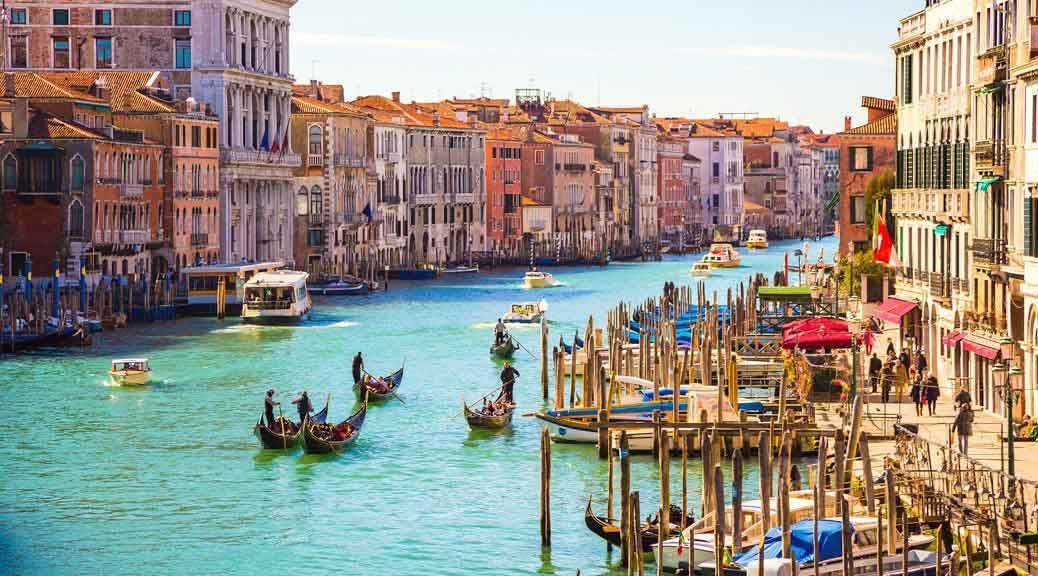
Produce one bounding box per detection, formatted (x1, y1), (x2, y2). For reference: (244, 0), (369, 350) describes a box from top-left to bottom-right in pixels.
(191, 232), (209, 246)
(307, 153), (324, 167)
(333, 154), (367, 168)
(221, 147), (301, 167)
(563, 163), (586, 172)
(101, 229), (151, 244)
(929, 272), (950, 300)
(971, 237), (1007, 266)
(975, 140), (1006, 175)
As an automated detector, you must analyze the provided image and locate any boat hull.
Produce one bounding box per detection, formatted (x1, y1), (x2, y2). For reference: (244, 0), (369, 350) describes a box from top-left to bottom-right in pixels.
(109, 371), (151, 386)
(745, 241), (769, 249)
(524, 278), (555, 288)
(301, 404), (367, 455)
(534, 413), (599, 443)
(490, 339), (517, 358)
(464, 405), (514, 429)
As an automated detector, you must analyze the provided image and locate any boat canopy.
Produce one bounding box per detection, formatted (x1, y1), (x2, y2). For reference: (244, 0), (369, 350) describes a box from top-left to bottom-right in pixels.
(734, 519), (848, 566)
(112, 358), (149, 365)
(781, 317), (853, 351)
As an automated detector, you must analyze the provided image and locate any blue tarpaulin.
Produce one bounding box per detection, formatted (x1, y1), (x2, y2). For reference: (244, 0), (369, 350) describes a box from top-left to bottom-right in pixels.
(733, 519), (847, 566)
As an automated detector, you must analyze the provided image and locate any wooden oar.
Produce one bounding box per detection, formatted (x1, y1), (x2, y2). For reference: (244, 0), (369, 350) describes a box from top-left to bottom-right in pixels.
(510, 335), (539, 360)
(362, 368), (406, 405)
(278, 404), (287, 451)
(450, 380), (513, 418)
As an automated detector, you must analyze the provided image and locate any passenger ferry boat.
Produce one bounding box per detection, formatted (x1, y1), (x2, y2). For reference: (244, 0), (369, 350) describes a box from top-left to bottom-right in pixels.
(109, 358), (151, 386)
(502, 299), (548, 324)
(241, 270), (312, 324)
(704, 243), (741, 268)
(180, 261), (285, 316)
(523, 269), (557, 288)
(690, 261), (712, 277)
(745, 229), (769, 249)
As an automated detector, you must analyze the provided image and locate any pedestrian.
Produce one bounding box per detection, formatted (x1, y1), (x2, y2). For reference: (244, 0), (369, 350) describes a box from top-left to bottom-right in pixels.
(915, 348), (928, 375)
(886, 338), (896, 357)
(951, 403), (974, 455)
(910, 372), (922, 416)
(925, 372), (940, 416)
(868, 352), (882, 394)
(863, 328), (875, 356)
(898, 348), (911, 400)
(352, 351), (364, 385)
(954, 386), (972, 410)
(881, 362), (893, 403)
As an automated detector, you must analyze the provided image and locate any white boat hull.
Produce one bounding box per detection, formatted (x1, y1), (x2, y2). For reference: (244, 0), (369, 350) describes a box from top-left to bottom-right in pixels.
(524, 277), (556, 288)
(110, 371), (151, 386)
(539, 418), (598, 443)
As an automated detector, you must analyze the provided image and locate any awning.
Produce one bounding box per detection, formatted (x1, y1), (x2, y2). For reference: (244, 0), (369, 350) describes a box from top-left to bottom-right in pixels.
(872, 297), (918, 325)
(962, 339), (1000, 360)
(934, 223), (949, 236)
(979, 82), (1004, 94)
(977, 177), (1002, 192)
(941, 330), (965, 348)
(824, 190), (839, 212)
(781, 317), (853, 351)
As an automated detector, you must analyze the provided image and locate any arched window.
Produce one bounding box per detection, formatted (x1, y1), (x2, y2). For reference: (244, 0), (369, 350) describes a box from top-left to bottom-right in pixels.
(308, 125), (322, 155)
(68, 199), (84, 239)
(310, 186), (322, 221)
(70, 155), (84, 192)
(2, 154), (15, 190)
(296, 186), (308, 215)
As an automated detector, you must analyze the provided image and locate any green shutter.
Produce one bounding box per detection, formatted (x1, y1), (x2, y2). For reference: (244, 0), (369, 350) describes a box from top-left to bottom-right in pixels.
(1026, 197), (1033, 257)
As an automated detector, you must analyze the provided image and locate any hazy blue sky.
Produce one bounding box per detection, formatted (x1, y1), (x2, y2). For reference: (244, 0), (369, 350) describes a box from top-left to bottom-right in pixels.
(289, 0), (908, 134)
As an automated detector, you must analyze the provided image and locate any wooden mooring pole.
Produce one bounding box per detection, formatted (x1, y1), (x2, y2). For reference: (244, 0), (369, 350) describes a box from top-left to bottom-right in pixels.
(540, 426), (551, 548)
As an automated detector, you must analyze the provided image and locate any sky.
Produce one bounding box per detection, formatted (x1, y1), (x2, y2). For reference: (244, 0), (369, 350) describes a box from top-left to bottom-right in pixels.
(289, 0), (908, 134)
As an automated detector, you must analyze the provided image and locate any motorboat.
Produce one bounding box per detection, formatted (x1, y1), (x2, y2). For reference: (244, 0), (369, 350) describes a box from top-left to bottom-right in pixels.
(523, 269), (556, 288)
(502, 300), (548, 324)
(241, 270), (312, 324)
(307, 277), (371, 296)
(442, 265), (479, 274)
(109, 358), (151, 386)
(691, 261), (712, 277)
(746, 229), (769, 249)
(705, 243), (741, 268)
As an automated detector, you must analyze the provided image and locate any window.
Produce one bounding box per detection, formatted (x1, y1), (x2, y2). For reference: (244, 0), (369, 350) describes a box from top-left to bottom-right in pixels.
(175, 39), (191, 69)
(71, 157), (84, 191)
(10, 36), (26, 68)
(310, 187), (322, 222)
(53, 9), (69, 25)
(191, 126), (201, 147)
(174, 10), (191, 26)
(535, 149), (544, 165)
(902, 54), (913, 105)
(68, 200), (85, 239)
(850, 195), (866, 224)
(308, 125), (322, 154)
(9, 9), (26, 25)
(850, 146), (873, 171)
(95, 38), (113, 69)
(296, 187), (308, 215)
(95, 9), (112, 25)
(0, 111), (11, 134)
(712, 162), (720, 178)
(3, 156), (15, 190)
(53, 37), (70, 68)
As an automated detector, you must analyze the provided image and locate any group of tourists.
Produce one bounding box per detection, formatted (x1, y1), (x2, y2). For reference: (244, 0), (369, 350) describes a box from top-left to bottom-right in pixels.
(866, 338), (934, 407)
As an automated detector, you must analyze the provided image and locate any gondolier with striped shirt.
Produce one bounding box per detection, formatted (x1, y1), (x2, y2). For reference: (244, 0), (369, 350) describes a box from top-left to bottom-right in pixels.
(499, 362), (520, 404)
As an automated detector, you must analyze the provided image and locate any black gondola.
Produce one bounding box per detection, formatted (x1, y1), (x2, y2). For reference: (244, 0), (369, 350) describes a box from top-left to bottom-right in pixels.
(301, 403), (368, 455)
(583, 497), (692, 552)
(353, 367), (404, 401)
(463, 400), (515, 429)
(489, 336), (517, 358)
(253, 398), (329, 449)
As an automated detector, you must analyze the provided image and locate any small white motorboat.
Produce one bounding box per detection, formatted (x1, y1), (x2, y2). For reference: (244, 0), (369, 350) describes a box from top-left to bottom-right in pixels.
(109, 358), (151, 386)
(241, 270), (312, 324)
(502, 299), (548, 324)
(523, 269), (556, 288)
(746, 229), (769, 249)
(704, 243), (741, 268)
(690, 261), (712, 277)
(442, 265), (479, 274)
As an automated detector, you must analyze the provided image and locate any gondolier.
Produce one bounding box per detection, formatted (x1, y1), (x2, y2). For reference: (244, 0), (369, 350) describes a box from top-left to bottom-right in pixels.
(499, 362), (519, 403)
(264, 389), (280, 427)
(352, 352), (364, 384)
(495, 318), (507, 344)
(292, 390), (313, 422)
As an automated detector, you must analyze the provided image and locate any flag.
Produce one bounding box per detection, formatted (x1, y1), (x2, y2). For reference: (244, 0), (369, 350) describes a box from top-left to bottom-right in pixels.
(872, 212), (900, 267)
(362, 202), (373, 222)
(259, 126), (269, 151)
(279, 130), (289, 159)
(676, 527), (686, 556)
(269, 135), (280, 157)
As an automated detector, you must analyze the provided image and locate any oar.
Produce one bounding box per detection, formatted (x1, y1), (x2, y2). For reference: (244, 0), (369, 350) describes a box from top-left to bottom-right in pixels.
(510, 335), (538, 360)
(278, 404), (287, 450)
(362, 368), (406, 405)
(450, 380), (513, 419)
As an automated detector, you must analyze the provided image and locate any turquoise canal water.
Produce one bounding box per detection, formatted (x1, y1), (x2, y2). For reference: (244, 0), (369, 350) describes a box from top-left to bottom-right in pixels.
(0, 237), (835, 576)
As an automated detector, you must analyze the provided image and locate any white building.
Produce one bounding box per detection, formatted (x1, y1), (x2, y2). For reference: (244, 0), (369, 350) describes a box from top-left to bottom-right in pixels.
(191, 0), (300, 264)
(684, 122), (744, 239)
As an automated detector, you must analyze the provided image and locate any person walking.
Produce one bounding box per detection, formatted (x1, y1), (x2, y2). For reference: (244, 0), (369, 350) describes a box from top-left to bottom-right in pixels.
(910, 372), (923, 416)
(925, 373), (940, 416)
(868, 353), (883, 394)
(954, 386), (972, 410)
(951, 403), (973, 455)
(898, 348), (911, 400)
(881, 362), (893, 404)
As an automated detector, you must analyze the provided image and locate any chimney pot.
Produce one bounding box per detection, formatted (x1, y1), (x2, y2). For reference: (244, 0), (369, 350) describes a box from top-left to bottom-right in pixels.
(844, 116), (852, 131)
(392, 91), (400, 103)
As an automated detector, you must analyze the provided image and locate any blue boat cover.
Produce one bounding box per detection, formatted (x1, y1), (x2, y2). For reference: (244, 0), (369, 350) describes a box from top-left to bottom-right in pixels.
(733, 519), (847, 566)
(737, 401), (766, 414)
(562, 337), (585, 354)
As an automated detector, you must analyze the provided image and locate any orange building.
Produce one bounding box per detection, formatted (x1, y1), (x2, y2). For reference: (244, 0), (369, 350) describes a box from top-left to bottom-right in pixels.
(834, 97), (896, 256)
(485, 127), (524, 252)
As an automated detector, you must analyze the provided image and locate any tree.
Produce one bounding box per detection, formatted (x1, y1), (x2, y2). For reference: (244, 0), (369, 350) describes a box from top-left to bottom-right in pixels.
(864, 170), (895, 240)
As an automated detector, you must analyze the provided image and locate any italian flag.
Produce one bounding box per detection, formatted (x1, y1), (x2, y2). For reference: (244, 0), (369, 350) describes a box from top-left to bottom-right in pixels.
(873, 212), (900, 267)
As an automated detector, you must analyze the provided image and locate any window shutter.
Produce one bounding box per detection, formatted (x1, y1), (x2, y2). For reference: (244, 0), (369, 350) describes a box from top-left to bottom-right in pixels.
(1025, 197), (1033, 257)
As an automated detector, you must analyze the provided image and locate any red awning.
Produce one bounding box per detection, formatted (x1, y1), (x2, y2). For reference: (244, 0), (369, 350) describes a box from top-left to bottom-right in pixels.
(781, 317), (853, 351)
(941, 330), (965, 348)
(962, 339), (1000, 359)
(872, 297), (918, 325)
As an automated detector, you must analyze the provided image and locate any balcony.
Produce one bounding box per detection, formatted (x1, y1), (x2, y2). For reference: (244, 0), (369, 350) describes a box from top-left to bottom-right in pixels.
(334, 154), (366, 168)
(563, 163), (586, 172)
(101, 229), (151, 244)
(221, 147), (301, 167)
(307, 153), (324, 167)
(975, 140), (1006, 176)
(972, 237), (1007, 267)
(381, 195), (401, 204)
(190, 232), (209, 247)
(928, 272), (950, 301)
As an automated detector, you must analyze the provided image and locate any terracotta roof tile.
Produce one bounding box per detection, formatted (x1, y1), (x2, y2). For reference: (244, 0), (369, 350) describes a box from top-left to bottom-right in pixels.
(841, 112), (896, 135)
(861, 96), (895, 112)
(28, 112), (105, 139)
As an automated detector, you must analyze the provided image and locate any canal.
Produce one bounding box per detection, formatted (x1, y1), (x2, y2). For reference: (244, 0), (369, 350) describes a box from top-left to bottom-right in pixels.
(0, 237), (835, 576)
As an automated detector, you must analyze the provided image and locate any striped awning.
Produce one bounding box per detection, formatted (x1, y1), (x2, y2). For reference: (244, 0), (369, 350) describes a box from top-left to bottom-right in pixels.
(941, 330), (965, 348)
(872, 297), (918, 325)
(962, 339), (1000, 360)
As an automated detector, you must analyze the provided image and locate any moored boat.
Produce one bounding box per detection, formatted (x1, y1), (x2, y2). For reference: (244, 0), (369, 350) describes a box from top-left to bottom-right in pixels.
(523, 269), (556, 288)
(442, 265), (479, 274)
(354, 366), (404, 401)
(241, 270), (312, 324)
(109, 358), (151, 386)
(745, 229), (769, 249)
(253, 399), (330, 449)
(307, 277), (371, 296)
(584, 498), (692, 553)
(301, 402), (367, 455)
(502, 299), (548, 324)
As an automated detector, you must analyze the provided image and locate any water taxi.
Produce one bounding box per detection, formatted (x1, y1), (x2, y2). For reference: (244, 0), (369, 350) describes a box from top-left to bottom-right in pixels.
(523, 269), (556, 288)
(241, 270), (312, 324)
(705, 243), (741, 268)
(442, 265), (479, 275)
(109, 358), (151, 386)
(180, 261), (285, 316)
(502, 300), (548, 324)
(690, 261), (712, 277)
(746, 229), (769, 249)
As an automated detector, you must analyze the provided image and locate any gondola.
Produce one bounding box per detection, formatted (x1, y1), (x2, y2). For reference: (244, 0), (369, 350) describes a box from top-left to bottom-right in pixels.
(253, 398), (329, 449)
(463, 398), (515, 429)
(353, 367), (404, 401)
(489, 336), (517, 358)
(301, 402), (367, 455)
(584, 497), (692, 552)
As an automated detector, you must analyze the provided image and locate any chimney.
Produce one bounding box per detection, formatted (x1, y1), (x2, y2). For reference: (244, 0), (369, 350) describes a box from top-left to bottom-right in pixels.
(844, 116), (851, 131)
(432, 111), (441, 126)
(392, 91), (401, 103)
(310, 79), (320, 99)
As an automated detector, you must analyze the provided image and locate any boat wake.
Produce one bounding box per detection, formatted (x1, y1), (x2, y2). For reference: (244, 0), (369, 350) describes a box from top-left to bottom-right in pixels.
(209, 324), (262, 334)
(314, 320), (360, 329)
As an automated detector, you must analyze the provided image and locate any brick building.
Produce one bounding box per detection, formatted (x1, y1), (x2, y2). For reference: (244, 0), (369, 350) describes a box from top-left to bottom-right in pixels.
(485, 127), (524, 253)
(834, 97), (896, 256)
